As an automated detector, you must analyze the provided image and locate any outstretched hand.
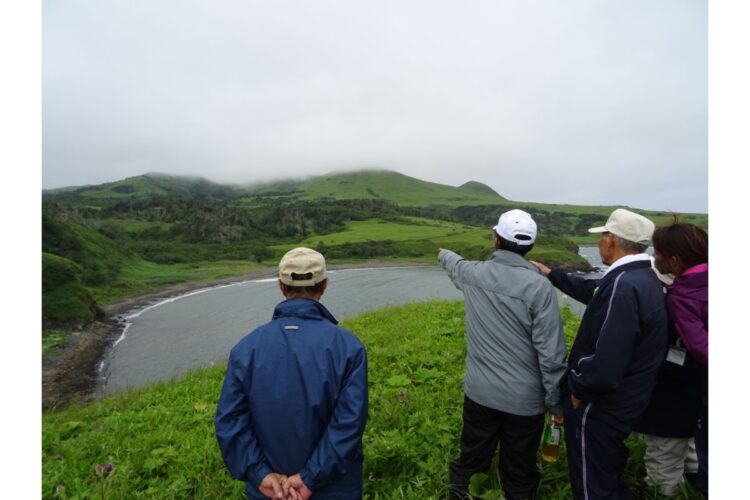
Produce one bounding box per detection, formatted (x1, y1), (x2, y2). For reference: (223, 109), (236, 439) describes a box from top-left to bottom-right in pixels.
(528, 260), (551, 276)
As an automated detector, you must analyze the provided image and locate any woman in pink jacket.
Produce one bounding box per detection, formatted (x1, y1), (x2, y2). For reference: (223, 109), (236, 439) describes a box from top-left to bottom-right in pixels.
(652, 222), (708, 497)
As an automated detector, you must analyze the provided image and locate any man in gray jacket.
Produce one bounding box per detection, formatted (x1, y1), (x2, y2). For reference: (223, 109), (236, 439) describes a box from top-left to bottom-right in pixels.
(439, 209), (567, 500)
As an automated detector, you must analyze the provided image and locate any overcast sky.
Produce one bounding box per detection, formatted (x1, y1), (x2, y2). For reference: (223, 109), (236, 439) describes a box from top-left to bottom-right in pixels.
(42, 0), (707, 212)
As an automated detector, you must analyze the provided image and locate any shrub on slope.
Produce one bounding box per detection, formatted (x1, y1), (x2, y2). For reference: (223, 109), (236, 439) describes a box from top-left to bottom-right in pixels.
(42, 252), (101, 327)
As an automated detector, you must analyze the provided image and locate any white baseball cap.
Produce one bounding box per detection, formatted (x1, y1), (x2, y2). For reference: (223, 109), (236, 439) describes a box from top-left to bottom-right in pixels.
(493, 209), (537, 246)
(279, 247), (327, 286)
(588, 208), (655, 245)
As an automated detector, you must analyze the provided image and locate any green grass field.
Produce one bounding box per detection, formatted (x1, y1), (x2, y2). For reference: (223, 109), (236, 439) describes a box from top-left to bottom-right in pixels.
(42, 301), (702, 499)
(271, 217), (589, 269)
(81, 216), (591, 305)
(88, 258), (271, 304)
(298, 218), (483, 247)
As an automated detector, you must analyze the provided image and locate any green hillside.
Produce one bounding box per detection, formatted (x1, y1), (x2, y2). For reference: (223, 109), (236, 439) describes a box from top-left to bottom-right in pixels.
(42, 252), (101, 327)
(244, 169), (508, 207)
(240, 170), (706, 245)
(44, 169), (509, 208)
(458, 180), (502, 197)
(42, 211), (128, 286)
(44, 173), (245, 204)
(270, 217), (589, 267)
(44, 169), (708, 229)
(41, 168), (707, 329)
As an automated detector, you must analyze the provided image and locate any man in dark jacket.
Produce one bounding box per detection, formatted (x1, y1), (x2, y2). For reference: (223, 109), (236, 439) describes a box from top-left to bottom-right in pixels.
(215, 247), (368, 500)
(531, 208), (669, 499)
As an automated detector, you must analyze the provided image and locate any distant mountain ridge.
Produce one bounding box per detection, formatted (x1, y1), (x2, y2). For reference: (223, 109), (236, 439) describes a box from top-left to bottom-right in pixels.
(43, 169), (508, 207)
(245, 169), (507, 206)
(42, 168), (708, 220)
(43, 172), (243, 202)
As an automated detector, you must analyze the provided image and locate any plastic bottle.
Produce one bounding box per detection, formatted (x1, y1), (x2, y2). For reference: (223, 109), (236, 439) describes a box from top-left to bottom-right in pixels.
(541, 416), (562, 463)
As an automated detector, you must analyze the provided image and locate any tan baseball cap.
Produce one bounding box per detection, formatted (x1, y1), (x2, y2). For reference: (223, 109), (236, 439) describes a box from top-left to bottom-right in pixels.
(588, 208), (655, 245)
(279, 247), (327, 286)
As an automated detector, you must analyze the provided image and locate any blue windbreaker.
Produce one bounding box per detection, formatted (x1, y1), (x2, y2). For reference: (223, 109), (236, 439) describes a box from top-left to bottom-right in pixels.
(215, 297), (368, 499)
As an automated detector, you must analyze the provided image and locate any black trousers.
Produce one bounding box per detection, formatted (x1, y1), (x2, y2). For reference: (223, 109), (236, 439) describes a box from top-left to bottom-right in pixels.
(563, 397), (631, 500)
(695, 407), (708, 497)
(449, 395), (545, 500)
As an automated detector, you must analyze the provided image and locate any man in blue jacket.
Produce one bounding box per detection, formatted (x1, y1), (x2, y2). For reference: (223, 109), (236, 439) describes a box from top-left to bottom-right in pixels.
(531, 209), (669, 499)
(215, 247), (368, 499)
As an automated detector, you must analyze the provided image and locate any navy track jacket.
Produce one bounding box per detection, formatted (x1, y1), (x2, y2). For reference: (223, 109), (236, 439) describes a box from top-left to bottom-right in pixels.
(215, 298), (368, 499)
(549, 260), (668, 428)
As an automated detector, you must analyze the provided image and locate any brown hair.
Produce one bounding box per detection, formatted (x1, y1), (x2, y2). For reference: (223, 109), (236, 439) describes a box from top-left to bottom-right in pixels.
(652, 219), (708, 272)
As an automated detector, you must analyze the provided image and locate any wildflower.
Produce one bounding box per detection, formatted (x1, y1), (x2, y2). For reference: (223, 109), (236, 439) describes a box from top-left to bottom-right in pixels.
(94, 463), (115, 476)
(398, 390), (409, 399)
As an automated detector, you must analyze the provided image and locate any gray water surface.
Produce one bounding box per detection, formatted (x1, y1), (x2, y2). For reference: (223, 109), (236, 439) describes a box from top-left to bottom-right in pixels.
(100, 266), (465, 393)
(100, 250), (603, 394)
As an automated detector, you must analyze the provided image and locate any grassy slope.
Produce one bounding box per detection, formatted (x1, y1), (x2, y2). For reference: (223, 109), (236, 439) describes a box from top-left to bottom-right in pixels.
(42, 214), (128, 286)
(90, 216), (588, 304)
(43, 169), (707, 304)
(42, 301), (701, 499)
(49, 170), (708, 225)
(41, 215), (266, 305)
(269, 217), (589, 268)
(297, 217), (483, 246)
(246, 170), (708, 225)
(245, 170), (507, 207)
(42, 253), (99, 325)
(71, 173), (243, 202)
(76, 175), (172, 200)
(48, 223), (583, 307)
(89, 258), (270, 304)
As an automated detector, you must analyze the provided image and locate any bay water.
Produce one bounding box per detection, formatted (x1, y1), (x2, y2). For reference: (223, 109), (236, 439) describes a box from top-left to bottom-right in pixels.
(99, 249), (604, 394)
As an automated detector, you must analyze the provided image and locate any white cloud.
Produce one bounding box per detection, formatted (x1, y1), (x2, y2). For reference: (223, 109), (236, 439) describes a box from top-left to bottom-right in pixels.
(42, 0), (707, 212)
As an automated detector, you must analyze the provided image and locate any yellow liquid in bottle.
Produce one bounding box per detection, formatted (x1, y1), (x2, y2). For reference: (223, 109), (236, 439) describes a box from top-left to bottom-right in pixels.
(541, 425), (561, 463)
(541, 441), (559, 462)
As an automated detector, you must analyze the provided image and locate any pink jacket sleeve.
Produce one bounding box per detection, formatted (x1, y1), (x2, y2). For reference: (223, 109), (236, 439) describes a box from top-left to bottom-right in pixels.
(667, 293), (708, 365)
